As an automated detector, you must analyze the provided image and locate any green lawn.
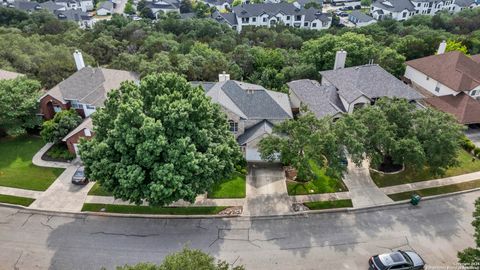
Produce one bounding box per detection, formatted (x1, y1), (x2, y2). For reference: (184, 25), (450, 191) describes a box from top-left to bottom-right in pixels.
(0, 136), (64, 191)
(388, 179), (480, 201)
(207, 172), (246, 199)
(82, 203), (228, 215)
(88, 182), (113, 196)
(371, 150), (480, 187)
(304, 199), (353, 210)
(0, 194), (35, 206)
(287, 162), (347, 196)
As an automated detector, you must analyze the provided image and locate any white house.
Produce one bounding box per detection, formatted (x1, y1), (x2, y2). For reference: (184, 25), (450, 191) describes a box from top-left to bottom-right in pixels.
(404, 41), (480, 98)
(145, 0), (180, 18)
(230, 2), (331, 32)
(348, 10), (376, 27)
(56, 0), (94, 12)
(96, 0), (113, 15)
(54, 9), (95, 28)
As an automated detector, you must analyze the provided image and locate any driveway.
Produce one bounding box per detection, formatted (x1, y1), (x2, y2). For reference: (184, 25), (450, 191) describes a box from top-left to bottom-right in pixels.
(465, 127), (480, 147)
(343, 159), (393, 208)
(0, 190), (476, 269)
(242, 163), (292, 216)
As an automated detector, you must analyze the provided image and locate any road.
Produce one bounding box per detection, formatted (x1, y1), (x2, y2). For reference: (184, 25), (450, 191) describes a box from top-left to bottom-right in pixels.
(0, 191), (477, 270)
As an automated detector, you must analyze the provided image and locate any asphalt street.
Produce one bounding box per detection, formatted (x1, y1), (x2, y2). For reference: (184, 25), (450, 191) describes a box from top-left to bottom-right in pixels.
(0, 190), (478, 270)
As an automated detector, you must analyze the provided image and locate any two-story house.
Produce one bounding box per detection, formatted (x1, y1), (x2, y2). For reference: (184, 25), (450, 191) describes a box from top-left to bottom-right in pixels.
(229, 3), (331, 32)
(289, 50), (423, 119)
(38, 50), (139, 120)
(193, 74), (293, 162)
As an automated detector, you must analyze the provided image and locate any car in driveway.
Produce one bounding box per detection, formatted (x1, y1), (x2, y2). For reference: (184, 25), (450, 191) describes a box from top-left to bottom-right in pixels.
(72, 167), (89, 185)
(369, 250), (425, 270)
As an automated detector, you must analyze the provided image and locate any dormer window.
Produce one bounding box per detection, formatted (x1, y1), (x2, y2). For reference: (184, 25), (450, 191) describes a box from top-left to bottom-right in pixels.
(228, 120), (238, 133)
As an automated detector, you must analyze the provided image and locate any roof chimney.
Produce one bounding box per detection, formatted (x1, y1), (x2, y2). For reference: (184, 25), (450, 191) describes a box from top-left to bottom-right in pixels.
(437, 40), (447, 55)
(73, 50), (85, 71)
(334, 50), (347, 70)
(218, 71), (230, 82)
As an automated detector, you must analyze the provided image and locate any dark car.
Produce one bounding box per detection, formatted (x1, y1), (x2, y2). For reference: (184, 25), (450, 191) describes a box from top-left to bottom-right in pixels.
(346, 5), (354, 10)
(72, 167), (88, 185)
(369, 250), (425, 270)
(339, 12), (349, 17)
(354, 4), (362, 9)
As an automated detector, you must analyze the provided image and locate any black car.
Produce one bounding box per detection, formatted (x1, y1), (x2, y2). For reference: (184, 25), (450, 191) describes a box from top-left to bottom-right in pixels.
(72, 166), (89, 185)
(339, 12), (349, 17)
(369, 250), (425, 270)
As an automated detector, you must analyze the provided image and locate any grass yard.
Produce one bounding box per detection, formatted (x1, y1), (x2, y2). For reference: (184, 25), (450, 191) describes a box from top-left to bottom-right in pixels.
(387, 179), (480, 201)
(304, 199), (353, 210)
(207, 172), (246, 199)
(0, 194), (35, 206)
(0, 136), (64, 191)
(371, 150), (480, 188)
(82, 203), (228, 215)
(287, 162), (347, 196)
(88, 182), (113, 196)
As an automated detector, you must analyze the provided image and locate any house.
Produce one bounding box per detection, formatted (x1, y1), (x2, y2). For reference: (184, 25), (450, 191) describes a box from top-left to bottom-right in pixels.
(202, 0), (232, 10)
(289, 50), (423, 118)
(62, 117), (93, 154)
(293, 0), (323, 8)
(9, 0), (42, 12)
(212, 11), (238, 28)
(0, 69), (24, 80)
(348, 10), (376, 27)
(55, 0), (94, 12)
(193, 73), (293, 162)
(54, 9), (94, 28)
(371, 0), (478, 21)
(38, 50), (139, 120)
(96, 0), (113, 15)
(40, 1), (66, 12)
(230, 3), (332, 32)
(404, 41), (480, 98)
(145, 0), (180, 18)
(371, 0), (415, 20)
(425, 92), (480, 125)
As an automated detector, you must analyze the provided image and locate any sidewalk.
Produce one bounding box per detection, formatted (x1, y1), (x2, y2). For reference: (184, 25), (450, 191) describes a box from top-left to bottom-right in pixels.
(32, 143), (71, 169)
(291, 191), (350, 203)
(342, 159), (393, 208)
(0, 186), (42, 199)
(381, 171), (480, 195)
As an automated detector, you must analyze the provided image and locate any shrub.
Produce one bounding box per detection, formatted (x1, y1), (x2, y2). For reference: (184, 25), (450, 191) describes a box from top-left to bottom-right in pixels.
(46, 143), (75, 161)
(41, 109), (82, 143)
(474, 148), (480, 158)
(461, 136), (476, 153)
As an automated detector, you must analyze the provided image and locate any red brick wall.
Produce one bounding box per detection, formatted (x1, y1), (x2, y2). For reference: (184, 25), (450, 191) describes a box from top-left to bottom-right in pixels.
(39, 95), (69, 120)
(65, 129), (94, 154)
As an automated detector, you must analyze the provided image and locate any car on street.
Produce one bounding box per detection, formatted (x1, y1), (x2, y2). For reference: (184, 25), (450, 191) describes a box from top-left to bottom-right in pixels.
(339, 12), (349, 17)
(72, 166), (89, 185)
(369, 250), (425, 270)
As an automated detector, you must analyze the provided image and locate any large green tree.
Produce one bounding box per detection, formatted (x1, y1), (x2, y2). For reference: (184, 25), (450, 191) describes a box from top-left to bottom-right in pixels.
(40, 109), (82, 143)
(259, 111), (347, 181)
(79, 73), (242, 206)
(117, 247), (245, 270)
(458, 198), (480, 265)
(0, 77), (41, 136)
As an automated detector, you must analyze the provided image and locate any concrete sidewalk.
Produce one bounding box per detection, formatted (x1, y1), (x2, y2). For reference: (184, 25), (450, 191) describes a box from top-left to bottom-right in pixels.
(381, 171), (480, 195)
(242, 163), (293, 216)
(291, 191), (350, 203)
(32, 143), (71, 169)
(0, 186), (42, 199)
(343, 159), (393, 208)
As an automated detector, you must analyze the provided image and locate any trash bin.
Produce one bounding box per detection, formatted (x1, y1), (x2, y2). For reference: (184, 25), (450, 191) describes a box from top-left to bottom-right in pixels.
(410, 194), (421, 205)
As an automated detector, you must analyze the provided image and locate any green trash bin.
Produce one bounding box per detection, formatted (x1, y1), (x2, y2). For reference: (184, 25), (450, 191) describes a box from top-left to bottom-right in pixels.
(410, 194), (421, 205)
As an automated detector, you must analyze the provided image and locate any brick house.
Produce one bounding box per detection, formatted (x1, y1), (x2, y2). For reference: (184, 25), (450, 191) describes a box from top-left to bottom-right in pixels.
(62, 117), (93, 154)
(38, 51), (139, 120)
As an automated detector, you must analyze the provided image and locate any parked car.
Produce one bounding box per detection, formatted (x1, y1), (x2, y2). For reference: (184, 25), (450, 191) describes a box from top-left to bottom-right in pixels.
(346, 6), (354, 10)
(369, 250), (425, 270)
(339, 12), (349, 17)
(354, 4), (361, 9)
(339, 6), (348, 10)
(72, 166), (89, 185)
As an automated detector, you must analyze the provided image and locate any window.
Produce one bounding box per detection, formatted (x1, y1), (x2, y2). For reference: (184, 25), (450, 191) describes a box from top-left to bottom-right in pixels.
(402, 12), (407, 17)
(435, 86), (440, 92)
(86, 104), (95, 110)
(252, 17), (256, 22)
(472, 90), (478, 96)
(417, 2), (420, 6)
(286, 15), (290, 20)
(263, 17), (267, 22)
(69, 100), (81, 109)
(229, 120), (238, 133)
(84, 128), (91, 137)
(312, 22), (317, 27)
(304, 22), (308, 26)
(295, 15), (301, 21)
(242, 17), (249, 23)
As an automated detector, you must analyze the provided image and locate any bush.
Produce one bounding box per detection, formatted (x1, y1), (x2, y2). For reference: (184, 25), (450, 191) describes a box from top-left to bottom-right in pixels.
(40, 109), (82, 144)
(45, 143), (75, 161)
(461, 136), (476, 153)
(474, 147), (480, 158)
(235, 164), (247, 175)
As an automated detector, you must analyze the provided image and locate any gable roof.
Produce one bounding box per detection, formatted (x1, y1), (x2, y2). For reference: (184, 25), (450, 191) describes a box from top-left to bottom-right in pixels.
(237, 120), (274, 145)
(0, 69), (24, 80)
(40, 1), (64, 12)
(62, 117), (93, 141)
(232, 2), (322, 17)
(372, 0), (415, 12)
(453, 0), (476, 6)
(349, 10), (375, 22)
(212, 10), (237, 25)
(204, 80), (293, 120)
(55, 9), (92, 21)
(11, 0), (42, 11)
(98, 0), (113, 10)
(42, 67), (139, 107)
(320, 64), (423, 103)
(288, 79), (345, 118)
(406, 51), (480, 92)
(425, 92), (480, 124)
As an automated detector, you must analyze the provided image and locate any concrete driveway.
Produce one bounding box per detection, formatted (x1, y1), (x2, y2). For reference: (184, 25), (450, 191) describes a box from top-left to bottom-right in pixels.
(242, 163), (292, 216)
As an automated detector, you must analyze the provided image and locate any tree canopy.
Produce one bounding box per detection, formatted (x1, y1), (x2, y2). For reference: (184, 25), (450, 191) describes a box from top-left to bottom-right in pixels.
(0, 76), (41, 136)
(40, 109), (82, 143)
(79, 73), (242, 206)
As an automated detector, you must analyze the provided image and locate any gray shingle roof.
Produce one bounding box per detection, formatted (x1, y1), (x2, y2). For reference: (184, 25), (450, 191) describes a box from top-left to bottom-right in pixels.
(454, 0), (475, 6)
(11, 1), (41, 11)
(98, 1), (113, 10)
(44, 67), (139, 107)
(372, 0), (415, 12)
(212, 11), (237, 25)
(237, 120), (274, 145)
(54, 9), (92, 21)
(40, 1), (64, 12)
(349, 10), (375, 22)
(288, 79), (345, 118)
(304, 8), (331, 22)
(320, 65), (423, 103)
(233, 2), (320, 17)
